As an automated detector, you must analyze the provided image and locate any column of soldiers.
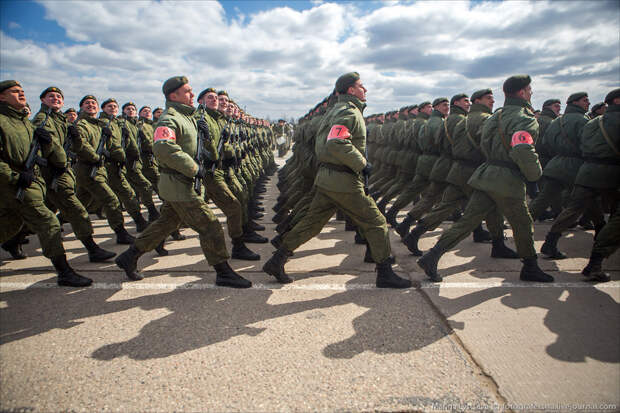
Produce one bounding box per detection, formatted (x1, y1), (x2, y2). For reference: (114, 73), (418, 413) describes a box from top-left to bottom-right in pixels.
(0, 77), (276, 288)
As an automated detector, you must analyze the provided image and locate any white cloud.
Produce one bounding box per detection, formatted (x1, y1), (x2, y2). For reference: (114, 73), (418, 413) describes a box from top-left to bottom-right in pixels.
(0, 0), (617, 119)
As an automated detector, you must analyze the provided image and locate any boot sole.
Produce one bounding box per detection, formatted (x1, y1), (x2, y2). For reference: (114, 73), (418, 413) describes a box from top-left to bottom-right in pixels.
(417, 257), (442, 282)
(262, 263), (293, 284)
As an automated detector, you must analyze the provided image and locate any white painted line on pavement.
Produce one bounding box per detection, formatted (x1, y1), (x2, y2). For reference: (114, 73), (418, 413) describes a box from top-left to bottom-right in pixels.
(1, 281), (619, 291)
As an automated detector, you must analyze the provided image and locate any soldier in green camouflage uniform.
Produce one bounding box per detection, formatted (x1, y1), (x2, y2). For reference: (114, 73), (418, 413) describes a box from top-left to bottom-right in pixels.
(0, 80), (92, 286)
(137, 106), (160, 193)
(417, 75), (553, 283)
(115, 76), (251, 288)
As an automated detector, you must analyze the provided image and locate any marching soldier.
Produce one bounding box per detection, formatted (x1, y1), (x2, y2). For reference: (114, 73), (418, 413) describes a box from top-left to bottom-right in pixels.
(137, 105), (160, 193)
(0, 80), (92, 286)
(115, 76), (251, 288)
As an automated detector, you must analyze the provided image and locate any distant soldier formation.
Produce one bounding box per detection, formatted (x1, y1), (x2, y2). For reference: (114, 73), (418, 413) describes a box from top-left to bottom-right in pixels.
(1, 74), (618, 288)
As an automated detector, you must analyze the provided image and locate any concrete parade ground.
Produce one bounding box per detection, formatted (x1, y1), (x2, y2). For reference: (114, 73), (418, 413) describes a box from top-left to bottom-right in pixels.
(1, 156), (619, 412)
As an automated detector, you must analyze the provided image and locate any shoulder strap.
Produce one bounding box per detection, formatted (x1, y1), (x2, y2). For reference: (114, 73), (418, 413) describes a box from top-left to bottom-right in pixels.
(443, 119), (454, 145)
(464, 116), (480, 149)
(497, 109), (511, 152)
(598, 116), (620, 157)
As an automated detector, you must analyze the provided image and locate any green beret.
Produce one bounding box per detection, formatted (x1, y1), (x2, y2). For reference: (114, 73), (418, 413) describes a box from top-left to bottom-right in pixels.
(101, 98), (117, 108)
(197, 87), (217, 101)
(471, 89), (493, 102)
(335, 72), (360, 94)
(162, 75), (188, 96)
(64, 107), (76, 114)
(450, 93), (469, 106)
(217, 90), (228, 97)
(40, 86), (64, 99)
(79, 95), (97, 107)
(542, 99), (560, 107)
(566, 92), (587, 104)
(138, 106), (150, 113)
(122, 101), (136, 111)
(502, 75), (531, 95)
(399, 106), (409, 113)
(419, 101), (431, 109)
(153, 107), (163, 113)
(590, 102), (606, 113)
(0, 80), (21, 93)
(605, 88), (620, 105)
(432, 97), (448, 107)
(409, 104), (418, 111)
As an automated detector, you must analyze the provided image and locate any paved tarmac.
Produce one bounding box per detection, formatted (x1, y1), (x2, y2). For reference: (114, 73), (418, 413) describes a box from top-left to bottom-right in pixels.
(1, 156), (619, 412)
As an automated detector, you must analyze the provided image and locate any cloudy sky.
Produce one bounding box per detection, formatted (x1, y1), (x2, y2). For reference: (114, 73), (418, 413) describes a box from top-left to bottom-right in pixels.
(1, 0), (618, 120)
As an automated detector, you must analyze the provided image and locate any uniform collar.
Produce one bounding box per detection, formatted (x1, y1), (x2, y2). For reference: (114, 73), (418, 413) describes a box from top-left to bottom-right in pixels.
(0, 101), (28, 119)
(449, 105), (468, 116)
(166, 100), (195, 116)
(541, 107), (558, 119)
(564, 103), (586, 115)
(504, 96), (533, 110)
(338, 94), (366, 113)
(470, 103), (492, 114)
(431, 109), (444, 118)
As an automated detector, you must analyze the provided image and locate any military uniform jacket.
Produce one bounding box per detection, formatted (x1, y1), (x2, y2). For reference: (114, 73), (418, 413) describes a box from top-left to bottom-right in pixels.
(117, 116), (142, 170)
(402, 113), (428, 174)
(468, 97), (542, 199)
(138, 117), (158, 167)
(314, 94), (367, 193)
(536, 108), (557, 166)
(542, 104), (589, 185)
(73, 113), (123, 179)
(152, 101), (200, 201)
(416, 110), (444, 177)
(430, 106), (467, 182)
(574, 104), (620, 189)
(446, 103), (491, 187)
(32, 104), (70, 181)
(0, 102), (49, 197)
(195, 106), (222, 163)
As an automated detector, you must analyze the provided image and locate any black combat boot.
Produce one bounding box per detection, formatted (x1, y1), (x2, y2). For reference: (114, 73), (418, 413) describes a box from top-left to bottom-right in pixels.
(447, 210), (462, 222)
(582, 252), (611, 282)
(214, 261), (252, 288)
(80, 236), (116, 262)
(490, 238), (519, 259)
(344, 218), (356, 232)
(540, 232), (567, 259)
(370, 191), (381, 201)
(395, 215), (414, 238)
(354, 231), (366, 245)
(115, 244), (144, 281)
(520, 257), (554, 282)
(134, 214), (150, 232)
(247, 220), (265, 231)
(114, 226), (135, 245)
(242, 226), (268, 243)
(594, 221), (606, 240)
(578, 215), (594, 230)
(1, 233), (27, 260)
(417, 247), (443, 282)
(263, 248), (293, 284)
(403, 223), (426, 256)
(335, 210), (346, 221)
(250, 210), (264, 220)
(385, 208), (398, 228)
(170, 229), (186, 241)
(155, 240), (168, 256)
(270, 234), (283, 249)
(231, 238), (260, 261)
(147, 204), (161, 223)
(272, 209), (288, 224)
(52, 255), (93, 287)
(375, 259), (411, 288)
(276, 215), (293, 234)
(472, 224), (492, 243)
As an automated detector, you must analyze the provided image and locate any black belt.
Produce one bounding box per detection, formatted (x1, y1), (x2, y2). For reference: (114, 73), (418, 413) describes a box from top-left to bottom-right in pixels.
(320, 163), (356, 175)
(486, 159), (520, 171)
(584, 157), (620, 166)
(159, 166), (193, 183)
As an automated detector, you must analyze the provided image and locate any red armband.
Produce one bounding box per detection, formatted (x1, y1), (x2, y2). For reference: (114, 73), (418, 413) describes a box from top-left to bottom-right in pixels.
(154, 126), (176, 142)
(327, 125), (351, 141)
(511, 131), (534, 147)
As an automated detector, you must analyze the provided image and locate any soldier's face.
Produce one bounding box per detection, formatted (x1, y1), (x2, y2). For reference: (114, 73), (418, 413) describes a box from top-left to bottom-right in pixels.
(478, 94), (495, 111)
(436, 101), (450, 116)
(420, 105), (432, 115)
(549, 102), (561, 116)
(454, 97), (471, 112)
(520, 85), (532, 102)
(218, 95), (229, 113)
(0, 85), (27, 110)
(153, 109), (163, 120)
(103, 102), (119, 116)
(169, 84), (194, 106)
(66, 112), (78, 123)
(410, 108), (419, 116)
(348, 79), (367, 102)
(139, 107), (152, 119)
(574, 96), (590, 111)
(41, 91), (64, 111)
(81, 99), (99, 116)
(204, 92), (218, 111)
(595, 105), (607, 115)
(124, 106), (137, 118)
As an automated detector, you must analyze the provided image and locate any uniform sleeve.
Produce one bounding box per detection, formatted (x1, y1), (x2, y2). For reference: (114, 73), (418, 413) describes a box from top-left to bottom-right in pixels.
(0, 129), (20, 186)
(124, 123), (140, 161)
(510, 143), (542, 182)
(324, 111), (367, 173)
(108, 123), (126, 163)
(153, 118), (198, 178)
(74, 121), (100, 164)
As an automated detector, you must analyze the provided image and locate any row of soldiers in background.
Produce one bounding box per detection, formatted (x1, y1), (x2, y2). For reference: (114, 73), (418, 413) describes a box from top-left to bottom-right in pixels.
(0, 78), (277, 287)
(272, 118), (294, 157)
(364, 85), (619, 283)
(272, 78), (619, 285)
